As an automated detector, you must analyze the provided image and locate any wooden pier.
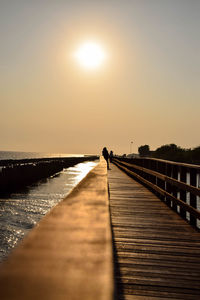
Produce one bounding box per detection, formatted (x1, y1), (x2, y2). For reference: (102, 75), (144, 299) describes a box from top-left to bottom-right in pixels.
(109, 163), (200, 299)
(0, 158), (200, 299)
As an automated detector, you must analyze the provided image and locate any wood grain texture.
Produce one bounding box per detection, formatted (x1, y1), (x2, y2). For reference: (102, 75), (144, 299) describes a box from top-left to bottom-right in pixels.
(113, 158), (200, 196)
(0, 158), (113, 300)
(108, 164), (200, 300)
(113, 160), (200, 221)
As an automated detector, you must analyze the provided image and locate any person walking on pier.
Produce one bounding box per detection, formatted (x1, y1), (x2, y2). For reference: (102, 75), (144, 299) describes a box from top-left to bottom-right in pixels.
(110, 150), (113, 163)
(102, 147), (110, 170)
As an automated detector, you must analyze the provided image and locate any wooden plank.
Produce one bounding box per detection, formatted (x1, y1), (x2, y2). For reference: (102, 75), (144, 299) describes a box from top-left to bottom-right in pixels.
(113, 159), (200, 196)
(108, 164), (200, 299)
(113, 160), (200, 220)
(120, 285), (200, 300)
(0, 159), (114, 300)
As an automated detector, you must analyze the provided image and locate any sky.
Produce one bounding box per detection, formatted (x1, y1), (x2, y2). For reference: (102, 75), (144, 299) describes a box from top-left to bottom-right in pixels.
(0, 0), (199, 155)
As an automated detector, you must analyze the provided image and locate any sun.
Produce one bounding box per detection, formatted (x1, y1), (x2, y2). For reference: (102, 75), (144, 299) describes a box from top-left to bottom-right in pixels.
(74, 42), (106, 70)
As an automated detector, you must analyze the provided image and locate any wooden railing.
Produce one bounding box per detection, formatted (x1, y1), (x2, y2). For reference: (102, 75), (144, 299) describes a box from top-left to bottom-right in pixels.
(113, 157), (200, 228)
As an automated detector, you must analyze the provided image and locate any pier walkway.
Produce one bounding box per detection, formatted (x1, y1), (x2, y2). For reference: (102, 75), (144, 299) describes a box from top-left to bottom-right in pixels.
(108, 163), (200, 299)
(0, 159), (200, 299)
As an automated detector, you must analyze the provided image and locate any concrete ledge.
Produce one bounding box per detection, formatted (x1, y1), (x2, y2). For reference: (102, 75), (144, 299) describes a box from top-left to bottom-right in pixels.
(0, 158), (113, 300)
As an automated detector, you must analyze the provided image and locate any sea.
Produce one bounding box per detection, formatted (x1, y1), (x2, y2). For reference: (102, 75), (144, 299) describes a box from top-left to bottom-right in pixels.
(0, 151), (85, 160)
(0, 151), (98, 262)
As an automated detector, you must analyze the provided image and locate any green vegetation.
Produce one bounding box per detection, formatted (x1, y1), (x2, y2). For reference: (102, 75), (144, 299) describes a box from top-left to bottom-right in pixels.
(138, 145), (150, 157)
(138, 143), (200, 165)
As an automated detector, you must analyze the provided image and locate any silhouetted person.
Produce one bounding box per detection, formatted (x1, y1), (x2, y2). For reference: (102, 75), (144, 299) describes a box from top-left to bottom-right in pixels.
(102, 147), (109, 169)
(110, 150), (113, 163)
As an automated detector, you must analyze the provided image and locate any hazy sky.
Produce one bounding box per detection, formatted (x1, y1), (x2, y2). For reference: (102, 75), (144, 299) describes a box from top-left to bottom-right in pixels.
(0, 0), (199, 154)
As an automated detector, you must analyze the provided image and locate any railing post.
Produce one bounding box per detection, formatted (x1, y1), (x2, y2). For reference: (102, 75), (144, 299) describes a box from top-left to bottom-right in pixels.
(150, 160), (156, 184)
(180, 167), (187, 220)
(177, 167), (181, 213)
(190, 169), (197, 227)
(166, 163), (172, 206)
(159, 162), (165, 201)
(172, 165), (178, 212)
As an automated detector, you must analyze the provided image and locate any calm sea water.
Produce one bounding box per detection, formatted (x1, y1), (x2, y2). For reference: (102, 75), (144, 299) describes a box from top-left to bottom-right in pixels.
(0, 151), (98, 262)
(0, 151), (84, 160)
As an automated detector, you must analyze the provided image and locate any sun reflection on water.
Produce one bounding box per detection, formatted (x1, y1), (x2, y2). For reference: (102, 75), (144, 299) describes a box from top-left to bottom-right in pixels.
(0, 160), (98, 261)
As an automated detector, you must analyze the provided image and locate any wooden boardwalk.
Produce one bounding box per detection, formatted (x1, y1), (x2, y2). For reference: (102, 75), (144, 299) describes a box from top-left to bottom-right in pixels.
(108, 164), (200, 300)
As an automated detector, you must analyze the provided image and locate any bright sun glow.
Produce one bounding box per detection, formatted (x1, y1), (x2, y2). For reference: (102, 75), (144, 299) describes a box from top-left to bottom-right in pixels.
(74, 42), (106, 69)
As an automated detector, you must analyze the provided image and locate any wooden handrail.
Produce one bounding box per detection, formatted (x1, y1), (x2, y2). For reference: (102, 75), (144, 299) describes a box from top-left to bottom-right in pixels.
(113, 158), (200, 227)
(129, 156), (200, 170)
(0, 158), (114, 300)
(113, 159), (200, 196)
